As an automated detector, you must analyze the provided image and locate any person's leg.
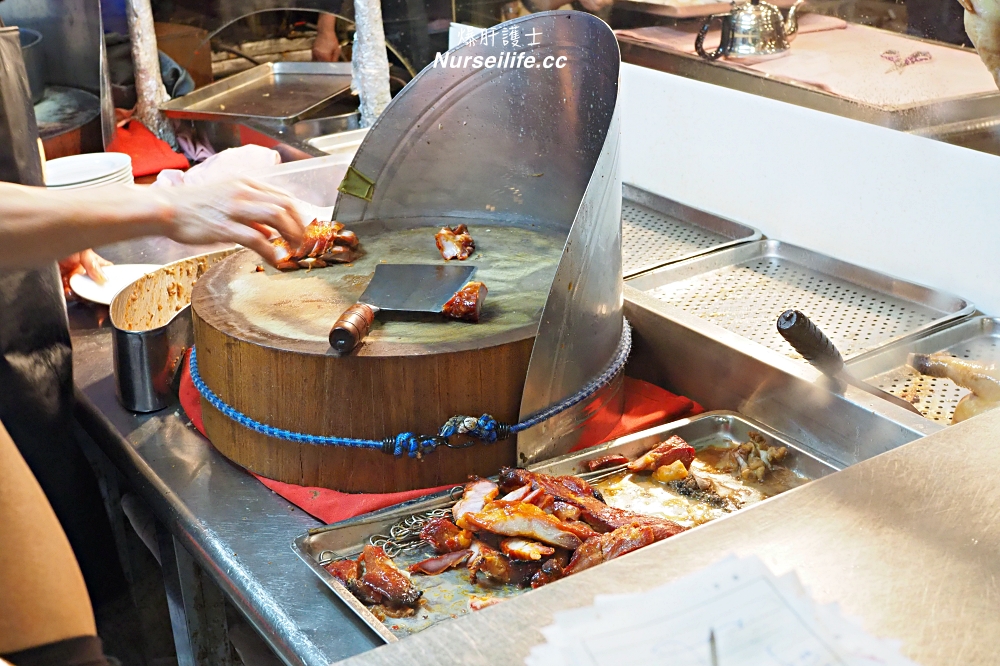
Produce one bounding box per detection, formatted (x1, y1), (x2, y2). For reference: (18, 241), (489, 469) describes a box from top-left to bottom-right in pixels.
(0, 418), (96, 653)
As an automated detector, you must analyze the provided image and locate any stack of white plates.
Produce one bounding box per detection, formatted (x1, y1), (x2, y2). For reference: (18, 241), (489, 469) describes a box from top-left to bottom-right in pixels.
(45, 153), (134, 190)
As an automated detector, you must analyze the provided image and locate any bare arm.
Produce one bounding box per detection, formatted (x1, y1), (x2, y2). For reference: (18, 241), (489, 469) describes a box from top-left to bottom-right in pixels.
(0, 179), (306, 269)
(0, 420), (96, 653)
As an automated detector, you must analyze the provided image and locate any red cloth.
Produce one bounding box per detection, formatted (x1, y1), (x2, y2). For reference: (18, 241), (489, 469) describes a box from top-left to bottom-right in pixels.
(178, 350), (702, 524)
(106, 120), (189, 177)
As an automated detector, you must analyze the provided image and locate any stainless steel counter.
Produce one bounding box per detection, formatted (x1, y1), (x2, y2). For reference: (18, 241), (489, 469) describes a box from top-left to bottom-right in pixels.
(73, 237), (996, 666)
(334, 403), (1000, 666)
(618, 36), (1000, 133)
(71, 237), (380, 666)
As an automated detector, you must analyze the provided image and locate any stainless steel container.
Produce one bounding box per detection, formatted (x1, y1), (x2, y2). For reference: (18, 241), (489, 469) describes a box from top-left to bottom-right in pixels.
(111, 249), (235, 412)
(18, 27), (44, 104)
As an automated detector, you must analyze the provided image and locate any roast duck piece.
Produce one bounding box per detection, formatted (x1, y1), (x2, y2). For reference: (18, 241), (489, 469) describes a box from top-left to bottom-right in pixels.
(909, 352), (1000, 423)
(405, 468), (686, 593)
(441, 281), (488, 322)
(272, 219), (361, 271)
(328, 436), (755, 613)
(326, 545), (422, 616)
(435, 224), (476, 260)
(326, 433), (808, 614)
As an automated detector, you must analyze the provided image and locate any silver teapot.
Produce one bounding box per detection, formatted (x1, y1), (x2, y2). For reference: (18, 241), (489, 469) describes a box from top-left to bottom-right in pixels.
(695, 0), (803, 61)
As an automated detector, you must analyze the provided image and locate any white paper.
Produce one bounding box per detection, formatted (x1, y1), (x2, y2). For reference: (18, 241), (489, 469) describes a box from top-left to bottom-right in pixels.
(526, 556), (919, 666)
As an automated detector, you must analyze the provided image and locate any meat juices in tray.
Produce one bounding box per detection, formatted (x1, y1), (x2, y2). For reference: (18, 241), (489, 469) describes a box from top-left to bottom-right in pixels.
(306, 413), (837, 639)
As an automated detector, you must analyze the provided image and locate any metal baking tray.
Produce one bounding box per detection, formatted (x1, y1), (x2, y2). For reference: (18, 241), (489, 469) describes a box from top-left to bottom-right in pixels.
(845, 315), (998, 425)
(622, 184), (761, 278)
(160, 62), (353, 126)
(627, 240), (974, 363)
(292, 411), (838, 643)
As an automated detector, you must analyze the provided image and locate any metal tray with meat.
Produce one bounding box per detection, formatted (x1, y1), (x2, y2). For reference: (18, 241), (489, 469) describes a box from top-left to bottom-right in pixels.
(291, 411), (839, 642)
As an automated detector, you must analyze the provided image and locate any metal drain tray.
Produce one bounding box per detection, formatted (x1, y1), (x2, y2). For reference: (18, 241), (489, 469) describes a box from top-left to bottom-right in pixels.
(622, 184), (760, 277)
(627, 240), (974, 363)
(845, 316), (998, 424)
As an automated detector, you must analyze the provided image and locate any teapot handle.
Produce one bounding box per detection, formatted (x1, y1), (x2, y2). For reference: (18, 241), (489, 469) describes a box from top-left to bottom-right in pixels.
(695, 13), (730, 61)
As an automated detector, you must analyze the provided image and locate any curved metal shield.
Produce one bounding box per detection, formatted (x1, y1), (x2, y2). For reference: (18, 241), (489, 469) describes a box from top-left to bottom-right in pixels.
(333, 11), (623, 462)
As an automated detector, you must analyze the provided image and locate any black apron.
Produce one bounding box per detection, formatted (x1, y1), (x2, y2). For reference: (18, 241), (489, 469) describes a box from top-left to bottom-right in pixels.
(0, 26), (125, 605)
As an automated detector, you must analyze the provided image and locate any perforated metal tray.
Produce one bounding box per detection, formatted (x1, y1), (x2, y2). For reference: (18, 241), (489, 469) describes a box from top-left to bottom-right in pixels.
(845, 316), (996, 424)
(627, 240), (974, 362)
(621, 184), (760, 278)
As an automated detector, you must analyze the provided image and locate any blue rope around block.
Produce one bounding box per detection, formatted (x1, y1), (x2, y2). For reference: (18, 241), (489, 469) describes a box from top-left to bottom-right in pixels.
(189, 318), (631, 458)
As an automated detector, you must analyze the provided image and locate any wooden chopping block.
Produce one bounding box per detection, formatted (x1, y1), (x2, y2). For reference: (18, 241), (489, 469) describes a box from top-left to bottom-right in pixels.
(192, 222), (564, 492)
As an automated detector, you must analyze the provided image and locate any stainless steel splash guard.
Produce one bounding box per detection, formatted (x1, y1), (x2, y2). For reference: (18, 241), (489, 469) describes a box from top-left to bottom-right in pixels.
(333, 11), (623, 464)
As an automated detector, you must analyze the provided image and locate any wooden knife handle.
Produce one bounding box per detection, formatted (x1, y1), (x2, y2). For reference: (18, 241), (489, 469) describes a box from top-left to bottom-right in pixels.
(330, 303), (377, 354)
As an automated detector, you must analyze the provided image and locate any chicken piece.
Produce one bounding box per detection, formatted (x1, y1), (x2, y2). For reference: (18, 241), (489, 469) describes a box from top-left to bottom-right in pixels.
(356, 545), (422, 610)
(319, 244), (358, 264)
(442, 281), (487, 322)
(962, 0), (1000, 89)
(500, 537), (556, 561)
(469, 596), (504, 611)
(464, 502), (583, 550)
(585, 454), (629, 472)
(435, 224), (476, 260)
(564, 523), (678, 576)
(334, 229), (359, 249)
(627, 435), (696, 473)
(420, 517), (473, 554)
(467, 540), (539, 586)
(499, 468), (600, 499)
(500, 467), (686, 536)
(529, 549), (571, 589)
(501, 485), (532, 502)
(452, 479), (498, 530)
(552, 501), (581, 522)
(270, 219), (359, 270)
(652, 460), (689, 483)
(325, 558), (359, 590)
(909, 352), (1000, 423)
(409, 549), (472, 575)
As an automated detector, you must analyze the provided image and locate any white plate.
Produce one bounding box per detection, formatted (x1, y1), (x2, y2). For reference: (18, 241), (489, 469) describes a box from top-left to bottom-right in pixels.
(69, 263), (161, 305)
(48, 173), (135, 190)
(46, 167), (133, 188)
(45, 153), (133, 187)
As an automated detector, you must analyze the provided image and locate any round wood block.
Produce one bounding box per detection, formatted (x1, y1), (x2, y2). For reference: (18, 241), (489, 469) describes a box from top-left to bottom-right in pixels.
(192, 221), (564, 492)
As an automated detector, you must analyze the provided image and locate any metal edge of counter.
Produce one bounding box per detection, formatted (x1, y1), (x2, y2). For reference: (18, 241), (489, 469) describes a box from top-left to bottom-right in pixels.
(72, 389), (346, 666)
(616, 37), (1000, 132)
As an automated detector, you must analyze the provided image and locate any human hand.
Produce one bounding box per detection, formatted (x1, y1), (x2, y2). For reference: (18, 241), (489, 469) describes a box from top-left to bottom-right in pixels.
(59, 249), (112, 297)
(153, 179), (306, 266)
(576, 0), (614, 11)
(312, 13), (342, 62)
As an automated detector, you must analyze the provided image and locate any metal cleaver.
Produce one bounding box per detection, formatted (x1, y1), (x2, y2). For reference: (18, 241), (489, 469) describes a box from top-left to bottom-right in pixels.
(329, 263), (476, 354)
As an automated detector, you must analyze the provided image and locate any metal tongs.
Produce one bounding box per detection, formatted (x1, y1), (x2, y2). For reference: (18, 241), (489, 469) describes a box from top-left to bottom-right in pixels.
(777, 310), (923, 416)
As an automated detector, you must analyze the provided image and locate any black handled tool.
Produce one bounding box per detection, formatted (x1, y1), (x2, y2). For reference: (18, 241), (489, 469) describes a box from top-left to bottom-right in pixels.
(777, 309), (923, 416)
